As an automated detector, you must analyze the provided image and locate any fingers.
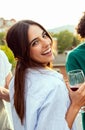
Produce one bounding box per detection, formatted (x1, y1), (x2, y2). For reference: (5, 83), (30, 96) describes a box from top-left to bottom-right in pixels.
(0, 87), (9, 99)
(66, 82), (85, 93)
(78, 82), (85, 92)
(66, 82), (72, 93)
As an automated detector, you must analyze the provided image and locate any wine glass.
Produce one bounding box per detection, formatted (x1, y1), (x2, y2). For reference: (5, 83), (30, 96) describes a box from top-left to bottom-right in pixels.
(67, 69), (85, 91)
(68, 69), (85, 130)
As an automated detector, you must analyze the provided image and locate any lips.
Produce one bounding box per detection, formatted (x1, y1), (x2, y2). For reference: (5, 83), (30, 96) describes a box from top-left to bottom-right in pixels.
(42, 48), (52, 55)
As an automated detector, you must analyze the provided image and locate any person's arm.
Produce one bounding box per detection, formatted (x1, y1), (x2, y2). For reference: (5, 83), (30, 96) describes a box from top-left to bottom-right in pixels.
(66, 102), (79, 129)
(4, 72), (12, 89)
(0, 87), (10, 101)
(66, 82), (85, 129)
(0, 51), (12, 101)
(0, 72), (12, 101)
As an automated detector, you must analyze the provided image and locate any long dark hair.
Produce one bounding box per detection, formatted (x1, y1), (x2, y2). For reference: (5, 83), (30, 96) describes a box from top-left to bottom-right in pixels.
(6, 20), (53, 124)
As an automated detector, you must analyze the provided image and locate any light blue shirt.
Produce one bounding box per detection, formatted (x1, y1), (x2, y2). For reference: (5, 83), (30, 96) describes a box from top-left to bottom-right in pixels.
(9, 68), (77, 130)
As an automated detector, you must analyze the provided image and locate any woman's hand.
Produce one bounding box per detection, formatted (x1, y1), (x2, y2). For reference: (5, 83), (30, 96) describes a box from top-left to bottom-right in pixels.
(67, 82), (85, 109)
(0, 87), (10, 102)
(65, 82), (85, 129)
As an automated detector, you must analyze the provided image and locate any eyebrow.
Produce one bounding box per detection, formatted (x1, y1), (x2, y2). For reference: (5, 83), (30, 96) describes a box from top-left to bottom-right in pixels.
(29, 31), (45, 44)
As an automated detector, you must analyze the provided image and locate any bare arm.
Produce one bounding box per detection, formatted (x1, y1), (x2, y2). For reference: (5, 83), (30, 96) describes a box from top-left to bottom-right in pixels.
(0, 87), (10, 101)
(4, 72), (12, 89)
(65, 83), (85, 129)
(0, 72), (12, 102)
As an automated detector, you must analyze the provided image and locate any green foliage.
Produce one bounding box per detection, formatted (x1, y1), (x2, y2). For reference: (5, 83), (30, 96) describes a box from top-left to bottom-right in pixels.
(0, 45), (16, 69)
(50, 30), (81, 54)
(57, 30), (74, 53)
(72, 35), (80, 47)
(51, 33), (58, 38)
(0, 32), (6, 45)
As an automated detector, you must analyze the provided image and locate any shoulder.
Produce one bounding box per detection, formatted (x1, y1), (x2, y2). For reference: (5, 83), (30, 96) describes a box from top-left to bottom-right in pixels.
(66, 47), (79, 61)
(26, 68), (63, 84)
(77, 42), (85, 48)
(25, 69), (64, 98)
(67, 43), (85, 59)
(66, 50), (75, 63)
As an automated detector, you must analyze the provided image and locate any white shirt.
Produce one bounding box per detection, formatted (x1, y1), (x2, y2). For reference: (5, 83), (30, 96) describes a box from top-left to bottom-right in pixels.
(0, 50), (14, 130)
(10, 68), (77, 130)
(0, 50), (12, 86)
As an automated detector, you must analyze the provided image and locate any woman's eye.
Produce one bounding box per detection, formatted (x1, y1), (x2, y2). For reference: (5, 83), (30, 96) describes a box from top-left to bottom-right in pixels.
(43, 32), (47, 38)
(31, 41), (38, 46)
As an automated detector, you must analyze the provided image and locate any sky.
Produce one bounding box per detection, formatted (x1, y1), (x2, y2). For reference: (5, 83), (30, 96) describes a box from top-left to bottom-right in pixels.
(0, 0), (85, 29)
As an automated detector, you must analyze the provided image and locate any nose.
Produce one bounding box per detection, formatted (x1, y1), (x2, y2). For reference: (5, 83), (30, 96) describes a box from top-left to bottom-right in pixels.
(41, 38), (52, 47)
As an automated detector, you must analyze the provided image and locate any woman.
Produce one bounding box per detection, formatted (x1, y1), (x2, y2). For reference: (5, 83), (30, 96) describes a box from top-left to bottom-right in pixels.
(6, 20), (85, 130)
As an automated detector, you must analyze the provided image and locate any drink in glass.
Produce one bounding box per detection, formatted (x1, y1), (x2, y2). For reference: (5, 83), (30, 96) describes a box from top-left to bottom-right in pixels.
(68, 69), (85, 91)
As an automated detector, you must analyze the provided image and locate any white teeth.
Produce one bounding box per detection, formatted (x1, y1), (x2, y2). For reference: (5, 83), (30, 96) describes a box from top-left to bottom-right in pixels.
(43, 48), (51, 54)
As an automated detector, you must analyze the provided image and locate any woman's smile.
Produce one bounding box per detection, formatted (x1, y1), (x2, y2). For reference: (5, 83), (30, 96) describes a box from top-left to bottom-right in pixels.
(29, 25), (54, 64)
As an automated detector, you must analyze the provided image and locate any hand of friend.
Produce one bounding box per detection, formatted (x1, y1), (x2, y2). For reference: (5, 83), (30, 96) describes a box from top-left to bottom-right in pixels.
(0, 87), (10, 102)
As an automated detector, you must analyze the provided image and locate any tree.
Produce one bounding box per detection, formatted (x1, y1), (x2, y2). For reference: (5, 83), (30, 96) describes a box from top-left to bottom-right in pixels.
(57, 30), (74, 53)
(72, 35), (80, 48)
(0, 32), (6, 45)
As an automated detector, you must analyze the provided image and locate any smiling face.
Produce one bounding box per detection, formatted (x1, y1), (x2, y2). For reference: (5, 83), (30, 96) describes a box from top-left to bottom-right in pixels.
(28, 25), (54, 66)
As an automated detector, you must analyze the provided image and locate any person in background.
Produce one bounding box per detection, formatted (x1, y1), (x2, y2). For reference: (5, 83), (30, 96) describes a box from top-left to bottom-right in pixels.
(65, 12), (85, 130)
(65, 12), (85, 75)
(6, 19), (85, 130)
(0, 50), (14, 130)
